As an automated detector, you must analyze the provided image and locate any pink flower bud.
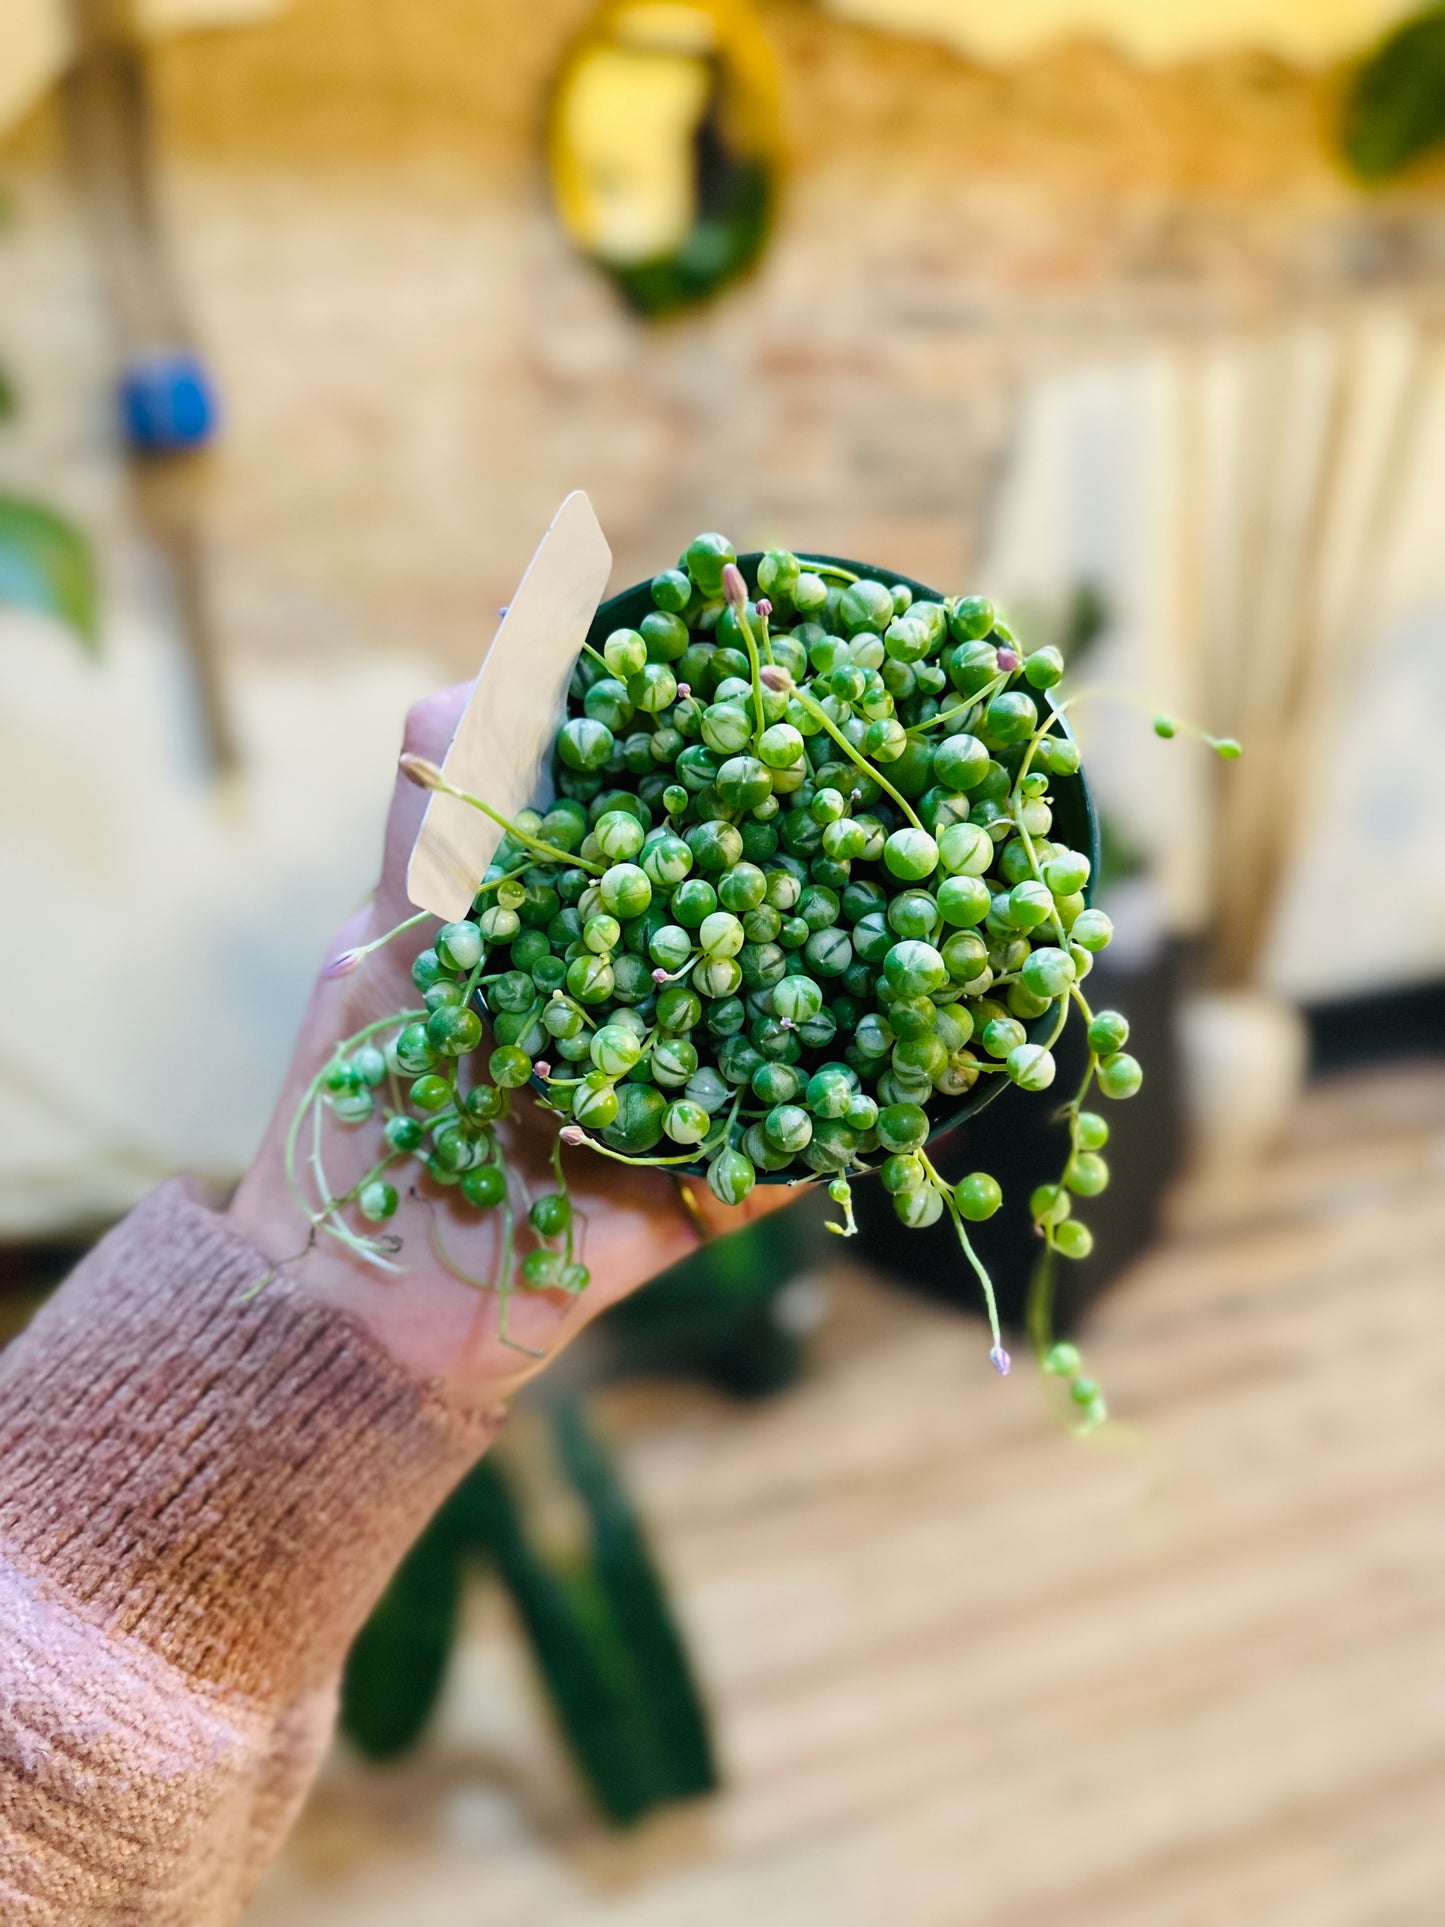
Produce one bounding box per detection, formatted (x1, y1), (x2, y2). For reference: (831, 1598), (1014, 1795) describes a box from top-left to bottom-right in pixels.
(398, 752), (446, 791)
(760, 664), (793, 693)
(560, 1125), (585, 1146)
(675, 683), (691, 701)
(323, 948), (363, 979)
(652, 966), (668, 982)
(534, 1061), (552, 1079)
(997, 647), (1020, 674)
(756, 598), (773, 620)
(721, 563), (747, 607)
(779, 1016), (795, 1030)
(990, 1345), (1011, 1376)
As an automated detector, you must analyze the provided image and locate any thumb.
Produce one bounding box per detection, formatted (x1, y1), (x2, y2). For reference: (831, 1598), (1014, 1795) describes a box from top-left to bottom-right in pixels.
(373, 681), (474, 929)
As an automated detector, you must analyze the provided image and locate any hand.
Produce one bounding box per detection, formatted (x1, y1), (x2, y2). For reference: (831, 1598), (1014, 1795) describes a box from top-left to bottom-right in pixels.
(230, 684), (796, 1408)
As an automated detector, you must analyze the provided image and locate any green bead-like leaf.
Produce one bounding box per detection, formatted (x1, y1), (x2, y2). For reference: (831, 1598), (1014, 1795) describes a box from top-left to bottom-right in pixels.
(0, 495), (98, 650)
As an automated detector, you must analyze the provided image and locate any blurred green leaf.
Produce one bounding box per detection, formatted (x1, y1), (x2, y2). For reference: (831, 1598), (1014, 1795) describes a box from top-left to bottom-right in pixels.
(454, 1456), (663, 1824)
(341, 1405), (720, 1821)
(554, 1402), (717, 1801)
(1342, 4), (1445, 181)
(0, 365), (15, 422)
(449, 1405), (719, 1825)
(339, 1504), (464, 1760)
(0, 495), (99, 650)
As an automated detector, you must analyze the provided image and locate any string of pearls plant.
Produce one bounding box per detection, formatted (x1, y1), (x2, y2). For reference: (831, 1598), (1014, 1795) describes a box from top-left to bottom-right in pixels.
(295, 536), (1237, 1419)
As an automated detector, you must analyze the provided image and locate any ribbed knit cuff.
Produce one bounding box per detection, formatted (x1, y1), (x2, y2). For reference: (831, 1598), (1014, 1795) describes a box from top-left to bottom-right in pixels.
(0, 1181), (501, 1701)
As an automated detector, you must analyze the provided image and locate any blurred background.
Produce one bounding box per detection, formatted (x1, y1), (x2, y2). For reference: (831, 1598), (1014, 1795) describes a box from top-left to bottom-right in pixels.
(2, 0), (1445, 1921)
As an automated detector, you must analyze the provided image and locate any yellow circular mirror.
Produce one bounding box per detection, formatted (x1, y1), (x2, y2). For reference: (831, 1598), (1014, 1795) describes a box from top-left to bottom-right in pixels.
(549, 0), (782, 316)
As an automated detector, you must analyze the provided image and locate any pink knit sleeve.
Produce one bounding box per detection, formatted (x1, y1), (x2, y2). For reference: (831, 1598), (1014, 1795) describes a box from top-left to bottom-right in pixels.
(0, 1179), (501, 1923)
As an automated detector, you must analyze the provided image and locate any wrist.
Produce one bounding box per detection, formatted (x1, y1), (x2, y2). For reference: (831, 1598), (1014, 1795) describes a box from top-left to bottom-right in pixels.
(228, 1153), (514, 1409)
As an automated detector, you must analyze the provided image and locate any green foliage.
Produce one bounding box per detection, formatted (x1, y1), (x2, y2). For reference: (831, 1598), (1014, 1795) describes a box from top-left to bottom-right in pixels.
(1342, 4), (1445, 181)
(553, 1402), (716, 1800)
(0, 495), (99, 650)
(340, 1399), (719, 1826)
(340, 1503), (464, 1760)
(0, 364), (15, 423)
(609, 159), (772, 320)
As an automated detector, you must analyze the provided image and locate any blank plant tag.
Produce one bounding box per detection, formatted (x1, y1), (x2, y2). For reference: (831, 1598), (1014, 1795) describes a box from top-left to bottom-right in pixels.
(407, 491), (613, 921)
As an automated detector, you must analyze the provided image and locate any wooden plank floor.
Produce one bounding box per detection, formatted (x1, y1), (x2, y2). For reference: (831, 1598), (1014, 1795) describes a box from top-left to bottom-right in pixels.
(246, 1062), (1445, 1927)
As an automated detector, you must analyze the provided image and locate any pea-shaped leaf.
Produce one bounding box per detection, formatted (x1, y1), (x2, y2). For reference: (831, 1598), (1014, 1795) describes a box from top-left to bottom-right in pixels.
(0, 495), (98, 650)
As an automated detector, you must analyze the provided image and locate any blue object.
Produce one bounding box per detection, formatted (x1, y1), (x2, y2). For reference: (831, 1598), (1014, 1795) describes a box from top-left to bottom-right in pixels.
(118, 351), (219, 454)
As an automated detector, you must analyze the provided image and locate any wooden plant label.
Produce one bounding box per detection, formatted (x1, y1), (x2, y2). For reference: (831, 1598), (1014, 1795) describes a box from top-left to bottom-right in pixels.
(407, 491), (612, 921)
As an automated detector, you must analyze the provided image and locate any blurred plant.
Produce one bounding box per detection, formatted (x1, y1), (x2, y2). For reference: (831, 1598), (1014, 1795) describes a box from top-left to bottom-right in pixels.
(549, 0), (781, 318)
(0, 202), (99, 652)
(0, 498), (100, 652)
(1342, 4), (1445, 182)
(342, 1396), (718, 1826)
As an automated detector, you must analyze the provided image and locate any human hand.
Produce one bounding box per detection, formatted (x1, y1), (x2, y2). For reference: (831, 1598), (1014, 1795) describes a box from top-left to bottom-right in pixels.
(229, 684), (796, 1407)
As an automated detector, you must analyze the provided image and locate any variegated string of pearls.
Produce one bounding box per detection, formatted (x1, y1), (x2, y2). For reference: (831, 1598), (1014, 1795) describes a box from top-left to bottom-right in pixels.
(303, 534), (1233, 1412)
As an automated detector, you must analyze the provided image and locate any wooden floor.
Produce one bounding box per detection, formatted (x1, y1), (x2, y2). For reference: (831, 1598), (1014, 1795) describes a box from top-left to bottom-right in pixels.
(246, 1063), (1445, 1927)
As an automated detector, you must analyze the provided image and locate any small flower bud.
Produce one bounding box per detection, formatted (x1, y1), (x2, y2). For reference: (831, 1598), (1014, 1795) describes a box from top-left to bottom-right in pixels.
(399, 752), (446, 791)
(997, 647), (1020, 674)
(534, 1061), (552, 1079)
(990, 1345), (1012, 1376)
(560, 1125), (585, 1145)
(756, 598), (772, 620)
(323, 948), (363, 979)
(652, 966), (668, 982)
(721, 562), (747, 606)
(675, 683), (691, 701)
(760, 664), (793, 694)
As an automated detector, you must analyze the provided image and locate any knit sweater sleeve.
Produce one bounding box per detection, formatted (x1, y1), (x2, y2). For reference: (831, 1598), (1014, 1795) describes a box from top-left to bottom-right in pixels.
(0, 1179), (501, 1924)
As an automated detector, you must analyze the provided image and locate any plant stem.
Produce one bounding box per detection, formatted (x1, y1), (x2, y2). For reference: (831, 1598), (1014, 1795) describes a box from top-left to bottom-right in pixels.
(734, 601), (768, 747)
(427, 772), (604, 875)
(787, 683), (925, 832)
(922, 1151), (1004, 1356)
(348, 909), (431, 964)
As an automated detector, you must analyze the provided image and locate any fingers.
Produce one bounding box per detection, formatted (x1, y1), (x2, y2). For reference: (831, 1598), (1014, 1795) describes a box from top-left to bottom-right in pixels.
(373, 681), (475, 928)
